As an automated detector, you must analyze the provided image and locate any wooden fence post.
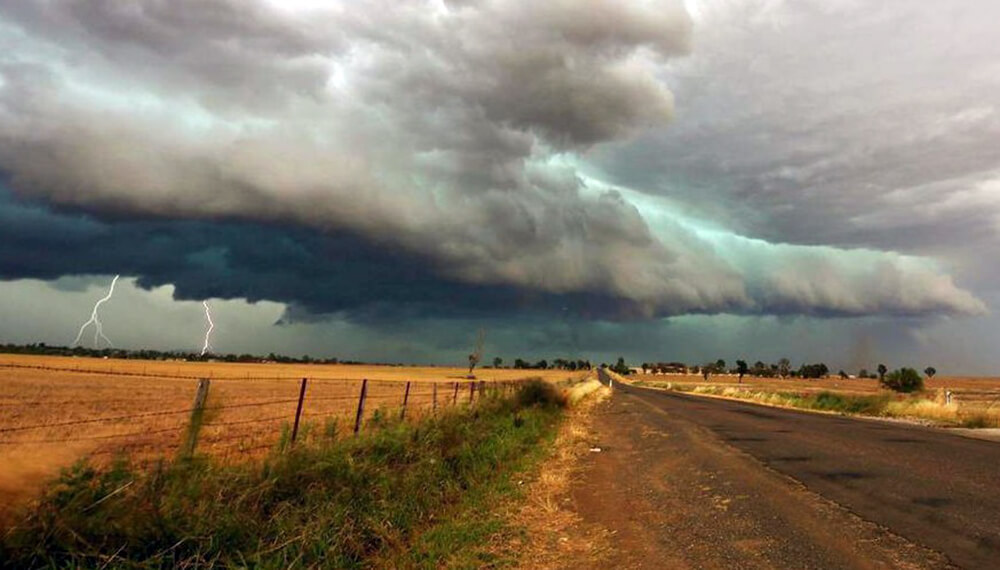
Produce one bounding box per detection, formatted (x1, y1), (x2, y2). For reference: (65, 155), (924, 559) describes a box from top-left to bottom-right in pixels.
(400, 381), (412, 420)
(433, 382), (438, 414)
(290, 378), (308, 445)
(180, 378), (211, 459)
(354, 378), (368, 435)
(469, 381), (475, 404)
(452, 382), (459, 406)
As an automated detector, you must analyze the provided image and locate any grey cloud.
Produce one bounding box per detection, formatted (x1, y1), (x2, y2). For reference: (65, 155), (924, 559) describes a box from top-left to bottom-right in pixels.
(0, 0), (985, 319)
(595, 0), (1000, 258)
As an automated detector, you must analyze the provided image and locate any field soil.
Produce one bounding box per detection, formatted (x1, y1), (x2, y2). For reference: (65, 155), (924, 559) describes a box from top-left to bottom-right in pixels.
(0, 354), (582, 518)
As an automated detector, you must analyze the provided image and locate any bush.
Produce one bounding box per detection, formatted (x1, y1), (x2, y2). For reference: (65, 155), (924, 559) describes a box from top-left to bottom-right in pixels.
(515, 379), (567, 409)
(880, 367), (924, 393)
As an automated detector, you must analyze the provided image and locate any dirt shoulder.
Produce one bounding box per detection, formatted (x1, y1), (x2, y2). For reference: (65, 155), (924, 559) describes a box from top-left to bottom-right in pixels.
(498, 381), (617, 569)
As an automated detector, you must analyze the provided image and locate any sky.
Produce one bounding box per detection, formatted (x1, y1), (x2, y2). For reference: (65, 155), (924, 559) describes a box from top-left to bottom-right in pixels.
(0, 0), (998, 373)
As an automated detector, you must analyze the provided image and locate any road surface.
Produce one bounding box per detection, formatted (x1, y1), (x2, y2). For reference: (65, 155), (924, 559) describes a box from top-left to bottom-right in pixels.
(569, 378), (1000, 568)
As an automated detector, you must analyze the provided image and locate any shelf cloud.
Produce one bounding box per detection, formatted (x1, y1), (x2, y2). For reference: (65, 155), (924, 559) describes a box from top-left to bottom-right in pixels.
(0, 0), (991, 325)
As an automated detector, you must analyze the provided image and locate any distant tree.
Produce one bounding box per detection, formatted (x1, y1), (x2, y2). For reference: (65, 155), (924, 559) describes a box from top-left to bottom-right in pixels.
(467, 329), (485, 378)
(752, 361), (767, 377)
(838, 370), (849, 379)
(924, 366), (937, 379)
(736, 360), (749, 383)
(859, 368), (869, 379)
(702, 366), (711, 381)
(514, 358), (529, 369)
(877, 363), (888, 382)
(641, 362), (650, 374)
(881, 367), (924, 393)
(716, 359), (726, 372)
(778, 358), (791, 378)
(612, 357), (630, 375)
(493, 357), (503, 368)
(535, 359), (548, 370)
(798, 363), (829, 379)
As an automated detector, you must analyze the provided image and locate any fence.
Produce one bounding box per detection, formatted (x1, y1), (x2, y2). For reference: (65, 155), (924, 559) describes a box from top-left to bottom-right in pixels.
(0, 370), (528, 467)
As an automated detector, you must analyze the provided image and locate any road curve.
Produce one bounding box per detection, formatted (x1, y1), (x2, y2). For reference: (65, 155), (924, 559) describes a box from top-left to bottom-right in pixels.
(571, 378), (1000, 568)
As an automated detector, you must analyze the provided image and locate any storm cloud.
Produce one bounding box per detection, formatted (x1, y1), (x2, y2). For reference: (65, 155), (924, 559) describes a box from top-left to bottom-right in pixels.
(0, 0), (990, 326)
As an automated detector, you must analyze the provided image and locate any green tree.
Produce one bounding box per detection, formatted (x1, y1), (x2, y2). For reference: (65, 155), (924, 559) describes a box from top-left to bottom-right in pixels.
(924, 366), (937, 378)
(736, 360), (749, 383)
(612, 357), (630, 375)
(881, 367), (924, 393)
(493, 357), (502, 368)
(877, 363), (888, 382)
(716, 359), (726, 372)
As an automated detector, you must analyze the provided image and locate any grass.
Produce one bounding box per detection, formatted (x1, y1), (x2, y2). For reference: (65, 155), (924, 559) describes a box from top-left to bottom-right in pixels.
(655, 383), (1000, 428)
(0, 380), (568, 568)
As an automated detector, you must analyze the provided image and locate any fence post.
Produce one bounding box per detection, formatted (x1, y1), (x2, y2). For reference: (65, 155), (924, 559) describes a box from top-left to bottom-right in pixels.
(290, 378), (308, 445)
(452, 382), (459, 406)
(180, 378), (211, 459)
(433, 382), (438, 414)
(469, 381), (475, 404)
(354, 378), (368, 435)
(400, 381), (412, 420)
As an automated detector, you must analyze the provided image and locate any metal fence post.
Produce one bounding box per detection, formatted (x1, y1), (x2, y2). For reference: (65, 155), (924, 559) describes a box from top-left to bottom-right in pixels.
(354, 378), (368, 435)
(180, 378), (211, 459)
(290, 378), (308, 445)
(400, 381), (412, 420)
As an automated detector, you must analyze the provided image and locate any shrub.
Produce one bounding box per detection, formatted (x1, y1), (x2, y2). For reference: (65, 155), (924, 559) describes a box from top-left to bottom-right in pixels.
(880, 367), (924, 393)
(515, 379), (567, 409)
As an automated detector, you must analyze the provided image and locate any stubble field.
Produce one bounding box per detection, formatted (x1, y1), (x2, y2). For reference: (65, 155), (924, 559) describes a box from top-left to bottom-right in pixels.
(633, 372), (1000, 404)
(0, 354), (583, 515)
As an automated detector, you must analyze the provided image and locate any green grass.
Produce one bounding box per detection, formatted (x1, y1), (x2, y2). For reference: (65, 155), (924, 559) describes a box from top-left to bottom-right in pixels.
(1, 381), (566, 569)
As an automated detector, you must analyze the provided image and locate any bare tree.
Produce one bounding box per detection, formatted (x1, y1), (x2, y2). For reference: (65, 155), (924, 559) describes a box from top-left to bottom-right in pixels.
(467, 329), (485, 378)
(778, 358), (790, 378)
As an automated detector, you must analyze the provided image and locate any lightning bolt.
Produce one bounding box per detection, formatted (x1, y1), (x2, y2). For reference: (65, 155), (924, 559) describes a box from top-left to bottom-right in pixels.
(72, 274), (120, 348)
(201, 300), (215, 356)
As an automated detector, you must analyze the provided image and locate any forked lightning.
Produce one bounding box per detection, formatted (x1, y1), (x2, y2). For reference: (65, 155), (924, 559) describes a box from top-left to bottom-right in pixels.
(72, 275), (120, 348)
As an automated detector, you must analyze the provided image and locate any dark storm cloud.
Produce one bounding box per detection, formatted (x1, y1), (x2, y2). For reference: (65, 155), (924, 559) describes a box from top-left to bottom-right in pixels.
(0, 186), (670, 321)
(0, 0), (987, 320)
(0, 187), (982, 321)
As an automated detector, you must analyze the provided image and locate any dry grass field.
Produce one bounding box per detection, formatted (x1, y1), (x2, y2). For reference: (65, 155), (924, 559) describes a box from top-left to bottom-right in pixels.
(631, 372), (1000, 426)
(0, 354), (584, 515)
(632, 372), (1000, 404)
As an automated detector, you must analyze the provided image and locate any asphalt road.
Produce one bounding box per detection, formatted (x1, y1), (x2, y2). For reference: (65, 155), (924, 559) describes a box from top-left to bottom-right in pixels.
(571, 378), (1000, 568)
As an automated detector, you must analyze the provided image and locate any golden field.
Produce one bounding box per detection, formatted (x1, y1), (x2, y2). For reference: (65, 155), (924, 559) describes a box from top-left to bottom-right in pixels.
(0, 354), (584, 513)
(632, 372), (1000, 405)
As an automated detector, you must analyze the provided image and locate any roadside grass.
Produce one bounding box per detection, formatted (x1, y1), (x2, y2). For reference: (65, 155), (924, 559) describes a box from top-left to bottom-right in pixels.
(648, 383), (1000, 428)
(0, 380), (567, 569)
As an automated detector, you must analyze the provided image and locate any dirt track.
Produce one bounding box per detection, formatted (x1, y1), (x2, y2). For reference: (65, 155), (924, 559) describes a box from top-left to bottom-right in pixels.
(568, 378), (1000, 568)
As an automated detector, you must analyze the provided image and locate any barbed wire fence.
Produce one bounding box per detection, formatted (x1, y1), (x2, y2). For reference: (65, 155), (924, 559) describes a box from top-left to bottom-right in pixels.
(0, 370), (527, 466)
